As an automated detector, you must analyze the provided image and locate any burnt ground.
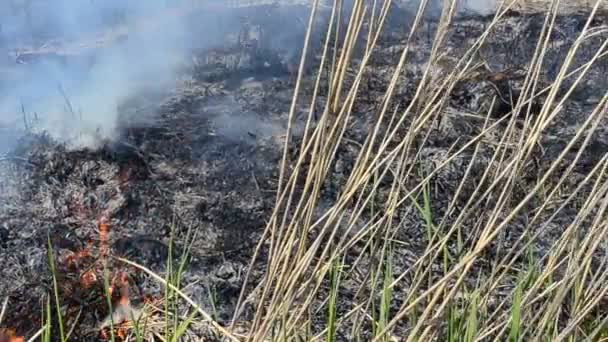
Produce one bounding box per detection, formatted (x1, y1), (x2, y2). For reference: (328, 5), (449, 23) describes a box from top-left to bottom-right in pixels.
(0, 79), (291, 339)
(1, 4), (608, 341)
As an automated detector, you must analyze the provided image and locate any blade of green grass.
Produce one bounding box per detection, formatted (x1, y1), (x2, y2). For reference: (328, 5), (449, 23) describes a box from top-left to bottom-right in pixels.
(327, 258), (342, 342)
(378, 249), (393, 342)
(46, 235), (66, 342)
(464, 292), (479, 342)
(509, 279), (523, 342)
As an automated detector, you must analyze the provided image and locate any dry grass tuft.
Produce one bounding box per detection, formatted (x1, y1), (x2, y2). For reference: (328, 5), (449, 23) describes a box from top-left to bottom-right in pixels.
(230, 0), (608, 340)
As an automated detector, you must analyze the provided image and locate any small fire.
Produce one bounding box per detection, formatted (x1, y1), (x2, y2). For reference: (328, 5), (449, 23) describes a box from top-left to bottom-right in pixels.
(100, 272), (137, 341)
(101, 323), (130, 341)
(80, 270), (97, 289)
(76, 247), (92, 260)
(0, 328), (24, 342)
(70, 199), (91, 221)
(117, 272), (131, 307)
(116, 327), (128, 340)
(98, 214), (112, 258)
(118, 166), (132, 187)
(105, 272), (132, 318)
(66, 247), (92, 270)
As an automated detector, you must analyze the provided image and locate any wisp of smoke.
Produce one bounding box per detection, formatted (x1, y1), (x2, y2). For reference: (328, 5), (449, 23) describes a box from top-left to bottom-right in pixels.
(401, 0), (499, 16)
(0, 0), (496, 153)
(0, 0), (233, 150)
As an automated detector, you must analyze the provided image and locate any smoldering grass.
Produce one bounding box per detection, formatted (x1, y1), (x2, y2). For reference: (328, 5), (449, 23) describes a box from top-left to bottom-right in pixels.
(112, 219), (224, 340)
(116, 256), (239, 341)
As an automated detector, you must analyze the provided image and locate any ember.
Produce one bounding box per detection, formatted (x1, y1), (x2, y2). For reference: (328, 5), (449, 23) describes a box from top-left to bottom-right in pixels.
(80, 270), (97, 289)
(98, 215), (112, 259)
(0, 329), (24, 342)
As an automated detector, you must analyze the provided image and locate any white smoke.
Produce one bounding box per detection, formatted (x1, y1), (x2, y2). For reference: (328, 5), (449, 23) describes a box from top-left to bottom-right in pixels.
(0, 1), (325, 150)
(0, 1), (234, 149)
(400, 0), (499, 15)
(461, 0), (499, 14)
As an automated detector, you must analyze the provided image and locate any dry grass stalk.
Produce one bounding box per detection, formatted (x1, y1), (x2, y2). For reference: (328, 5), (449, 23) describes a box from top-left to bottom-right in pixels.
(233, 0), (608, 340)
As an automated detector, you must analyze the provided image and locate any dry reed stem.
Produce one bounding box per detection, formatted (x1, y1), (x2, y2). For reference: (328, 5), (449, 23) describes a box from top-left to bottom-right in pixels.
(240, 0), (608, 339)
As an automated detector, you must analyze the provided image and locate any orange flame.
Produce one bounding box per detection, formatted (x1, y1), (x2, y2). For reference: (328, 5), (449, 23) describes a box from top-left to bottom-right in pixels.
(117, 272), (131, 307)
(0, 328), (24, 342)
(80, 270), (97, 289)
(66, 247), (92, 270)
(98, 214), (111, 258)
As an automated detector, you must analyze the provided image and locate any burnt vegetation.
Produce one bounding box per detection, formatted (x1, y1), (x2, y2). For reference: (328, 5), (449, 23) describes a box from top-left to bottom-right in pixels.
(1, 0), (608, 341)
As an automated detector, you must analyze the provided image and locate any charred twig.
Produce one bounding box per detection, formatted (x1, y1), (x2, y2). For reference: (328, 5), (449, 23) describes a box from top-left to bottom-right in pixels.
(20, 101), (29, 132)
(250, 167), (262, 194)
(57, 83), (77, 120)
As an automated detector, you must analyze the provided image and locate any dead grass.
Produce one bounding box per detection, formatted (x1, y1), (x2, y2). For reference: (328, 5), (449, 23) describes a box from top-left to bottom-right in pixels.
(230, 0), (608, 340)
(517, 0), (608, 12)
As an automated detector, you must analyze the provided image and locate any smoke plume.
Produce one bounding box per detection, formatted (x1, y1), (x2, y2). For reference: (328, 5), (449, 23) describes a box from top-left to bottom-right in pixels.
(0, 0), (498, 153)
(401, 0), (499, 16)
(0, 0), (241, 150)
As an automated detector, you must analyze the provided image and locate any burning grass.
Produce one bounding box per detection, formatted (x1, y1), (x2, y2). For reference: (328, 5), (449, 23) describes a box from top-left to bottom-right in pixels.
(1, 0), (608, 340)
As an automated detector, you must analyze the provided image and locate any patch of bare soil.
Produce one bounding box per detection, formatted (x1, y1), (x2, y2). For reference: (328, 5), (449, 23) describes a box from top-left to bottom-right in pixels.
(0, 4), (606, 340)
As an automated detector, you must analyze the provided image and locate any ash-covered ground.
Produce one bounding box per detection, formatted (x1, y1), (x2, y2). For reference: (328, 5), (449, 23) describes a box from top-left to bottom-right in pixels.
(0, 2), (607, 340)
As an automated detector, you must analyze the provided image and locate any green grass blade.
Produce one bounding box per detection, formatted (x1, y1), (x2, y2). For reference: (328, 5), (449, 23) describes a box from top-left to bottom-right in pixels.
(327, 258), (342, 342)
(172, 310), (199, 342)
(465, 292), (478, 342)
(509, 282), (523, 342)
(46, 235), (66, 342)
(44, 295), (52, 342)
(378, 251), (393, 342)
